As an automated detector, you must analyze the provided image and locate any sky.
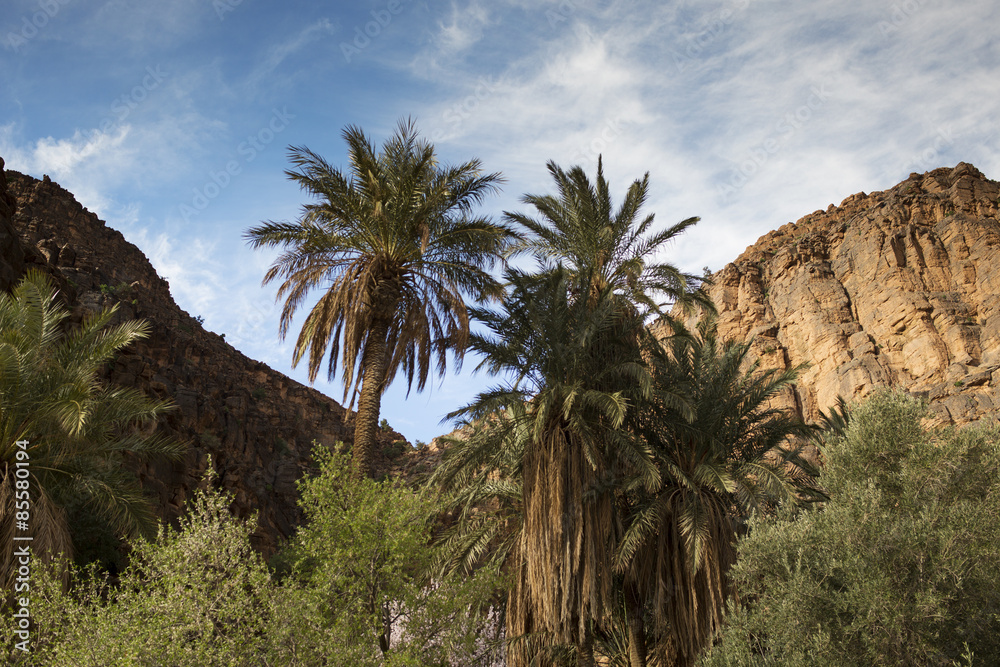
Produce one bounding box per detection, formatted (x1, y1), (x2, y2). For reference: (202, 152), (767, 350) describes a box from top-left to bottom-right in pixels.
(1, 0), (998, 445)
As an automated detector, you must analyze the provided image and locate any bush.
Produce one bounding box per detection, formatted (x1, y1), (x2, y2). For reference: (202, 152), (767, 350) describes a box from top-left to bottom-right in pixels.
(700, 391), (1000, 666)
(273, 444), (502, 666)
(1, 449), (502, 665)
(1, 468), (273, 666)
(382, 439), (409, 459)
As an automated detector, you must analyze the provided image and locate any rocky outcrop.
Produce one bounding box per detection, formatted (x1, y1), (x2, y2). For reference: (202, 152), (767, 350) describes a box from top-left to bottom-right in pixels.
(2, 164), (409, 554)
(698, 162), (1000, 426)
(0, 159), (26, 293)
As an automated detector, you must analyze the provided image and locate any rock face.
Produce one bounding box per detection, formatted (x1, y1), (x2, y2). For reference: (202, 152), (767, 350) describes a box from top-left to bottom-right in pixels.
(2, 164), (409, 554)
(699, 162), (1000, 426)
(0, 159), (26, 292)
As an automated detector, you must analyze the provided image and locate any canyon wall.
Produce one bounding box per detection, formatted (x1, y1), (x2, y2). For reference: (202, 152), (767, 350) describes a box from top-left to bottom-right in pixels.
(698, 162), (1000, 426)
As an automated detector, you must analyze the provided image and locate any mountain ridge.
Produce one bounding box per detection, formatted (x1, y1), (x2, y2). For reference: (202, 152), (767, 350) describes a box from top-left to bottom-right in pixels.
(1, 159), (412, 554)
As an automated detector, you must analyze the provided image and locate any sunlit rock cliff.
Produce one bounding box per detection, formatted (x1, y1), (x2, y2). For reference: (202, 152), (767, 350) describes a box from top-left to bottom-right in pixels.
(697, 162), (1000, 426)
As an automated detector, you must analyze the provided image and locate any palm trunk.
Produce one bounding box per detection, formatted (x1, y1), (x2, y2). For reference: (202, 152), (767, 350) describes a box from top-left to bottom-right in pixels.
(579, 620), (596, 667)
(352, 318), (390, 479)
(626, 582), (647, 667)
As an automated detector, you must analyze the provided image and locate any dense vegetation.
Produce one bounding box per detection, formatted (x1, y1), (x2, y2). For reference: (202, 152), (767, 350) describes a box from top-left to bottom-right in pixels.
(699, 390), (1000, 667)
(2, 124), (999, 665)
(0, 271), (183, 587)
(1, 449), (500, 665)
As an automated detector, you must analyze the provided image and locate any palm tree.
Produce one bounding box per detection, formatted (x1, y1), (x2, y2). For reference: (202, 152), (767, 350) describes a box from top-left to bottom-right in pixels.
(435, 159), (708, 665)
(615, 317), (816, 666)
(245, 119), (513, 478)
(0, 270), (184, 590)
(445, 268), (653, 667)
(504, 157), (710, 316)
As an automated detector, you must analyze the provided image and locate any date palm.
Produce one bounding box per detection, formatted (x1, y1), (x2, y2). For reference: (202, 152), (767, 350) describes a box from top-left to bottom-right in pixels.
(437, 159), (708, 665)
(444, 268), (654, 667)
(615, 317), (816, 666)
(0, 270), (184, 590)
(504, 157), (710, 317)
(245, 119), (512, 478)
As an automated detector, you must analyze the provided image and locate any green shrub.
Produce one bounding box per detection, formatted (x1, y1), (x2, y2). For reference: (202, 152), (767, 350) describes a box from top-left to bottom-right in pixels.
(700, 391), (1000, 666)
(2, 451), (502, 665)
(1, 468), (273, 666)
(382, 439), (409, 459)
(272, 444), (502, 665)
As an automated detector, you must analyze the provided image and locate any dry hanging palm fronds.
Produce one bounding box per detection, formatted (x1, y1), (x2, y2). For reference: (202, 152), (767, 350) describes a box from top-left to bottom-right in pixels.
(519, 424), (614, 658)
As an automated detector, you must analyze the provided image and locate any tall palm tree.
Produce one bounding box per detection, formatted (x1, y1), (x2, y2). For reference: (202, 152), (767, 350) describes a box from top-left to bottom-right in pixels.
(615, 317), (816, 667)
(245, 119), (513, 478)
(446, 268), (653, 667)
(436, 159), (708, 665)
(0, 270), (184, 590)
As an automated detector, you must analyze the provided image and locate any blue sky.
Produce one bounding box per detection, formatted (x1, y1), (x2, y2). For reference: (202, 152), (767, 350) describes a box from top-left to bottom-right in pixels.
(2, 0), (998, 444)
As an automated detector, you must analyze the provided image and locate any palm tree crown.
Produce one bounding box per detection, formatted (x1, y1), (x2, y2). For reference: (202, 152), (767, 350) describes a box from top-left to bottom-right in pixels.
(504, 157), (709, 316)
(0, 270), (184, 589)
(245, 119), (513, 477)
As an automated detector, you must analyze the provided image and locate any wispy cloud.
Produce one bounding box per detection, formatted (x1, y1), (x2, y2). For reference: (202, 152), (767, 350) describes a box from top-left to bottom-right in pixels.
(244, 18), (338, 95)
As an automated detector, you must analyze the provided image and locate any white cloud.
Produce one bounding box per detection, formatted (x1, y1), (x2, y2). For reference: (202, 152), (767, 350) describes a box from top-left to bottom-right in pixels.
(401, 0), (999, 277)
(436, 1), (491, 54)
(0, 123), (133, 216)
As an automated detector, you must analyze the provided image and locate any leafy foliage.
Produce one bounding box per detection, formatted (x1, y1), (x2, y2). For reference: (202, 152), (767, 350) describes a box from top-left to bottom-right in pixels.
(2, 450), (501, 665)
(1, 466), (272, 666)
(0, 270), (183, 588)
(276, 444), (503, 666)
(700, 391), (1000, 666)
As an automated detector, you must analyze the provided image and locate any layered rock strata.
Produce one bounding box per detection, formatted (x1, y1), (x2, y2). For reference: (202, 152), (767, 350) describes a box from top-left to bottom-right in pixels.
(699, 162), (1000, 426)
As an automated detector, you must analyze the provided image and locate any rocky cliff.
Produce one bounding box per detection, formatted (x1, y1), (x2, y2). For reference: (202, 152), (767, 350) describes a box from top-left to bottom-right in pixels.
(699, 162), (1000, 426)
(0, 159), (25, 293)
(2, 163), (410, 554)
